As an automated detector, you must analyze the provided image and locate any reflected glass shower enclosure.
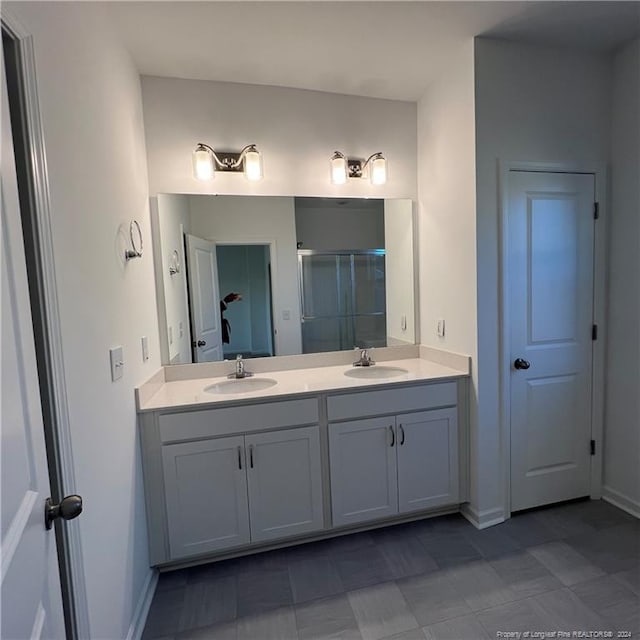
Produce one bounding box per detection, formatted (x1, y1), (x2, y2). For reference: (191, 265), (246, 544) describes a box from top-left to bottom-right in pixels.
(298, 249), (386, 353)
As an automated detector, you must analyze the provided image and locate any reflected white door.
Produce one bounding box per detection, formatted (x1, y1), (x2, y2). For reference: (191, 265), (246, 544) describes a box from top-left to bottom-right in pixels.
(186, 234), (223, 362)
(508, 171), (595, 512)
(1, 52), (66, 640)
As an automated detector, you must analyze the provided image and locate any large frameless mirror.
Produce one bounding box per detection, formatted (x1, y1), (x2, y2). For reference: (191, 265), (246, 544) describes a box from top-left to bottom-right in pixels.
(152, 194), (415, 365)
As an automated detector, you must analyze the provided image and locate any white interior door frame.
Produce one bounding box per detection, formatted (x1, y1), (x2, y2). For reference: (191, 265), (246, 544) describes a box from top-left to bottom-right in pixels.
(213, 238), (280, 355)
(498, 159), (608, 520)
(1, 9), (90, 638)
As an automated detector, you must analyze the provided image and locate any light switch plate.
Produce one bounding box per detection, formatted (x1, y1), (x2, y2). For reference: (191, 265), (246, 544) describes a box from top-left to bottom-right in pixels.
(437, 318), (445, 338)
(109, 346), (124, 382)
(141, 336), (149, 362)
(282, 309), (291, 320)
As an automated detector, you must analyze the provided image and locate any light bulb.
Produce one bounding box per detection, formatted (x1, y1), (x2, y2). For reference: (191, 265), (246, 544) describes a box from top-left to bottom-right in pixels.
(192, 147), (214, 181)
(244, 147), (263, 181)
(331, 153), (347, 185)
(370, 155), (387, 185)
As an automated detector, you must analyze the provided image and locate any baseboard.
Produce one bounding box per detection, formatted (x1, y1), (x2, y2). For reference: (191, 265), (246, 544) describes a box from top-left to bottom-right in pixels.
(602, 485), (640, 519)
(126, 569), (159, 640)
(460, 504), (505, 530)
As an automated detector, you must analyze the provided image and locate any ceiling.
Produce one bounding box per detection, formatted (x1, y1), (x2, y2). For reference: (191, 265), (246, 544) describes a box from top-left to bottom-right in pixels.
(106, 1), (640, 101)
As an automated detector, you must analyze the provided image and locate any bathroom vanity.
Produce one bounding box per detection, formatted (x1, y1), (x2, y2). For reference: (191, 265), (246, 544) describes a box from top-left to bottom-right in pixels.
(136, 353), (469, 569)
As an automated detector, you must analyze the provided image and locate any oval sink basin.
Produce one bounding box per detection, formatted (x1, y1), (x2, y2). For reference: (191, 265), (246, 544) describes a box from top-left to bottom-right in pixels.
(344, 366), (408, 380)
(204, 377), (278, 395)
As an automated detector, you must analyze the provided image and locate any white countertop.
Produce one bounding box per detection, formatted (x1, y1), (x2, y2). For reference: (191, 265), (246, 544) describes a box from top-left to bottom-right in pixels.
(137, 357), (468, 412)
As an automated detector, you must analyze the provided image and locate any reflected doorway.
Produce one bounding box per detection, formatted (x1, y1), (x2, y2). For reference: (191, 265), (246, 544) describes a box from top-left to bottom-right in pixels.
(217, 244), (275, 359)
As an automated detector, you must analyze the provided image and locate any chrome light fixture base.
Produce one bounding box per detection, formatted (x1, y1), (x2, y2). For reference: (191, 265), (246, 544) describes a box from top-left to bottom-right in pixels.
(330, 151), (387, 185)
(193, 143), (263, 181)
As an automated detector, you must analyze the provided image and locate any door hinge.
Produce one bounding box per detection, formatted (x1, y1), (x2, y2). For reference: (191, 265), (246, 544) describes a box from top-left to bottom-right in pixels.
(594, 202), (599, 219)
(592, 324), (598, 341)
(590, 439), (596, 456)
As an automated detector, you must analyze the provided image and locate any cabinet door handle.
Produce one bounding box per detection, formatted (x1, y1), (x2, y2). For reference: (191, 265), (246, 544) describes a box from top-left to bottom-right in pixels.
(389, 425), (395, 447)
(249, 445), (254, 468)
(399, 424), (405, 445)
(237, 446), (243, 470)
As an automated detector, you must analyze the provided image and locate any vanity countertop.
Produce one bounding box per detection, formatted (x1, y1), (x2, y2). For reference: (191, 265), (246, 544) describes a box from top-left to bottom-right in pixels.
(137, 357), (468, 413)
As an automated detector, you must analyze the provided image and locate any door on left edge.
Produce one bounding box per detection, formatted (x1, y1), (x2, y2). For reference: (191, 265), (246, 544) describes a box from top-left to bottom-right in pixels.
(1, 44), (66, 640)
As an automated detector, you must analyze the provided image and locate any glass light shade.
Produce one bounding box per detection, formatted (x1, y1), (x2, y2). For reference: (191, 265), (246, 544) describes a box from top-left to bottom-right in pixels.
(331, 155), (347, 185)
(243, 149), (263, 181)
(370, 155), (387, 185)
(193, 148), (215, 181)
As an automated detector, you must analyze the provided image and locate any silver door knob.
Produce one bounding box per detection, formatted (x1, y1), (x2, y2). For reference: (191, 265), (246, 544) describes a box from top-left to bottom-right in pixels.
(45, 494), (82, 530)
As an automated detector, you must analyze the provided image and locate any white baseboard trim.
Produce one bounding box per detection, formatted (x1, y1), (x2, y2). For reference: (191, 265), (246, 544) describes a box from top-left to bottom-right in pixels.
(460, 504), (505, 530)
(602, 485), (640, 520)
(126, 569), (159, 640)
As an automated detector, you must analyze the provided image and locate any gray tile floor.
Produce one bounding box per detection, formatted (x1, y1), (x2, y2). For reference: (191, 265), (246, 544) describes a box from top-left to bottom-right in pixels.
(142, 500), (640, 640)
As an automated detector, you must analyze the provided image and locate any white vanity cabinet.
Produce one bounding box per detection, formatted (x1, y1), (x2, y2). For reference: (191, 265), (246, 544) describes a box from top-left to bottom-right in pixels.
(138, 375), (468, 568)
(140, 397), (325, 564)
(162, 426), (323, 559)
(327, 383), (460, 527)
(162, 436), (251, 558)
(244, 426), (324, 543)
(329, 417), (399, 525)
(396, 408), (459, 513)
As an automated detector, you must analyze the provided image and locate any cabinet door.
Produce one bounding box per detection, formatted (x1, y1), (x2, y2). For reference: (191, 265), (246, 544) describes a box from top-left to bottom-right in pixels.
(246, 426), (324, 542)
(162, 436), (250, 559)
(329, 417), (398, 526)
(397, 408), (459, 513)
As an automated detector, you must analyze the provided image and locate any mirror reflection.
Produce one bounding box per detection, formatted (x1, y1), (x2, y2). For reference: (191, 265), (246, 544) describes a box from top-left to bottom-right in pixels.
(152, 194), (415, 364)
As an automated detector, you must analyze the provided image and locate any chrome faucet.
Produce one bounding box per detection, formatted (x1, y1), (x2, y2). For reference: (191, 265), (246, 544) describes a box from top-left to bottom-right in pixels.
(353, 348), (374, 367)
(228, 354), (253, 379)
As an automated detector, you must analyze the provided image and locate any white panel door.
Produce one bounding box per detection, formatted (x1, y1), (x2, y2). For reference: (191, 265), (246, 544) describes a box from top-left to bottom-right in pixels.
(329, 417), (398, 526)
(185, 234), (223, 362)
(397, 409), (459, 513)
(246, 426), (324, 542)
(162, 436), (250, 559)
(508, 171), (595, 512)
(1, 52), (66, 640)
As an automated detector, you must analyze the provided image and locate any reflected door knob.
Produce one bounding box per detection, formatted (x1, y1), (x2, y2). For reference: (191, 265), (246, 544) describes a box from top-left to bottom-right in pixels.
(45, 494), (83, 530)
(196, 340), (206, 347)
(514, 358), (531, 370)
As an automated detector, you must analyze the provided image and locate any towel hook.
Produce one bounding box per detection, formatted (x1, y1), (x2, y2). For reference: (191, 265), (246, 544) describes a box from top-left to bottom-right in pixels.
(168, 249), (181, 275)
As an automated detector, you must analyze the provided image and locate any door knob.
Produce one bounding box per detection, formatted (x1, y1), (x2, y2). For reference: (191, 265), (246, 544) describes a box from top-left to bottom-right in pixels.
(514, 358), (531, 370)
(45, 494), (83, 530)
(196, 340), (206, 347)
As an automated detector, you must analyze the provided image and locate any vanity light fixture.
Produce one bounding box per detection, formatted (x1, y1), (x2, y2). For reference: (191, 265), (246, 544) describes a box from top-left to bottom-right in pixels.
(330, 151), (387, 186)
(193, 143), (263, 182)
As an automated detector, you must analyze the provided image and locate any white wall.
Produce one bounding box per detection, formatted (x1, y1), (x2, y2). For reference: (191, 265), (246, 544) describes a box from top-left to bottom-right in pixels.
(141, 76), (417, 200)
(6, 3), (160, 638)
(603, 38), (640, 515)
(153, 194), (192, 364)
(474, 38), (612, 519)
(188, 195), (302, 355)
(417, 41), (479, 512)
(384, 199), (416, 345)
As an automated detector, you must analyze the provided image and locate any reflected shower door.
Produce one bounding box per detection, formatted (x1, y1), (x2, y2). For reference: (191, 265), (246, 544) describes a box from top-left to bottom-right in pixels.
(299, 250), (385, 353)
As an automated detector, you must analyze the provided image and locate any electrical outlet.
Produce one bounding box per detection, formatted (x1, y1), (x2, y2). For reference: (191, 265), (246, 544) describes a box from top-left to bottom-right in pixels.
(109, 346), (124, 382)
(401, 315), (407, 331)
(282, 309), (291, 320)
(179, 321), (184, 338)
(141, 336), (149, 362)
(437, 318), (445, 338)
(168, 326), (173, 345)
